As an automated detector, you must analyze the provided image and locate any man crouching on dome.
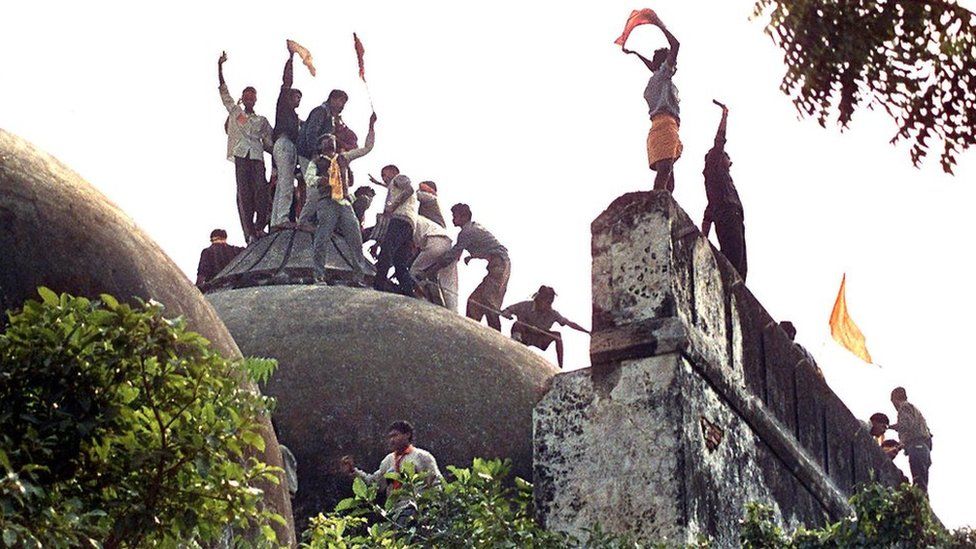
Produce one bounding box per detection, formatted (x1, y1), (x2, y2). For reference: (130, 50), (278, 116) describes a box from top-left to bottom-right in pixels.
(340, 420), (442, 525)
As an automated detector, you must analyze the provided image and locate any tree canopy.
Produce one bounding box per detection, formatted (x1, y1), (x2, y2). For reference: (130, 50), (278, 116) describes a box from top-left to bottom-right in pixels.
(0, 290), (284, 547)
(754, 0), (976, 173)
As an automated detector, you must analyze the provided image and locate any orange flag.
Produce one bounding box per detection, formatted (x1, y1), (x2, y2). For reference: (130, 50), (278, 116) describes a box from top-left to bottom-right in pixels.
(829, 274), (873, 363)
(353, 33), (366, 81)
(614, 9), (658, 47)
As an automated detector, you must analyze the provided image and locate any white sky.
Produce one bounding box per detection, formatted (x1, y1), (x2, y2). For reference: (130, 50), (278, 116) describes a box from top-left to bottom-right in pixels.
(2, 0), (974, 529)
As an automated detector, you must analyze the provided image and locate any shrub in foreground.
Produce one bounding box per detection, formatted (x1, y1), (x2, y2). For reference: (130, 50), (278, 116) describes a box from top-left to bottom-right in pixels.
(0, 289), (284, 547)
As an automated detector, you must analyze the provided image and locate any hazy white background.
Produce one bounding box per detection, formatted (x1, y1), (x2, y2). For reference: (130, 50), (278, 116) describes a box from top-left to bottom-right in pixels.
(2, 0), (974, 528)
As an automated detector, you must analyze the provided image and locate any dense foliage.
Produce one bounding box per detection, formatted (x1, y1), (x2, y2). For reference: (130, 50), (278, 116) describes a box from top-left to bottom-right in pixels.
(741, 482), (976, 548)
(301, 458), (704, 548)
(754, 0), (976, 172)
(0, 289), (284, 547)
(304, 459), (973, 548)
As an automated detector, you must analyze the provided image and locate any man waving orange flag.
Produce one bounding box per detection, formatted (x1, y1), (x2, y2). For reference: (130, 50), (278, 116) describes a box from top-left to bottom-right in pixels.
(829, 274), (873, 363)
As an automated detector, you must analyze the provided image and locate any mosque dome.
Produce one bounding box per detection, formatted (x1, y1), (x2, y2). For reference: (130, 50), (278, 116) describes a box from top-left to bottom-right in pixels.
(0, 129), (296, 545)
(207, 283), (558, 523)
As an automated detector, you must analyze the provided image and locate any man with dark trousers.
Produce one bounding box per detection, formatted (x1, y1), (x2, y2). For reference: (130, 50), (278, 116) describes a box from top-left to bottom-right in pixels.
(218, 51), (273, 244)
(701, 100), (747, 280)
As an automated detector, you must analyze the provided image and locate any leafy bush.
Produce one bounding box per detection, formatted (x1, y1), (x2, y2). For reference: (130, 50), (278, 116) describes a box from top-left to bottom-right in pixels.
(302, 458), (650, 548)
(741, 482), (976, 548)
(0, 289), (284, 547)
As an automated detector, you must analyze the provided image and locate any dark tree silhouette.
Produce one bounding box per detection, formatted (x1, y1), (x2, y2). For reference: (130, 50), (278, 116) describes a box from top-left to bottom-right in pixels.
(754, 0), (976, 173)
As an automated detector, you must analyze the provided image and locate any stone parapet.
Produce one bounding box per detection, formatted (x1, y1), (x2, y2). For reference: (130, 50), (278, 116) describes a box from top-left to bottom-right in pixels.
(534, 191), (904, 545)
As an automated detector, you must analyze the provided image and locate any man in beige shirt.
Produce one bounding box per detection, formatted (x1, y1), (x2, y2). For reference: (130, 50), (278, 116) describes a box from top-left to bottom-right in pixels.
(218, 51), (273, 244)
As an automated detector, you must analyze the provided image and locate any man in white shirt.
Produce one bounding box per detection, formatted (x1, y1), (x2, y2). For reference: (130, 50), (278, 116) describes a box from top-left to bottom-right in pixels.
(217, 51), (273, 244)
(410, 216), (458, 311)
(340, 420), (442, 522)
(368, 166), (418, 296)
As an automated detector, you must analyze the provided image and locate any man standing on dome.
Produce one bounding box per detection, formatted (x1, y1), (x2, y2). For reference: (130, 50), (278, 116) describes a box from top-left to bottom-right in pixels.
(432, 204), (510, 331)
(270, 44), (307, 229)
(410, 215), (458, 311)
(195, 228), (244, 288)
(297, 89), (351, 224)
(218, 51), (273, 244)
(368, 165), (418, 297)
(621, 12), (681, 192)
(305, 113), (376, 284)
(701, 100), (747, 281)
(501, 285), (589, 368)
(340, 420), (442, 525)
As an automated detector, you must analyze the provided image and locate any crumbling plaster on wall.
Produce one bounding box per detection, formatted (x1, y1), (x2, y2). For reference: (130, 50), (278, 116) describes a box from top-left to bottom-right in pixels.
(535, 191), (904, 544)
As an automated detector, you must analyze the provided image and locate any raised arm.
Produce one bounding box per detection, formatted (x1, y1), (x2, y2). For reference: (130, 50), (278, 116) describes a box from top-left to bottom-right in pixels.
(217, 51), (236, 112)
(344, 113), (377, 162)
(712, 100), (729, 150)
(282, 51), (294, 89)
(218, 51), (227, 87)
(656, 18), (680, 67)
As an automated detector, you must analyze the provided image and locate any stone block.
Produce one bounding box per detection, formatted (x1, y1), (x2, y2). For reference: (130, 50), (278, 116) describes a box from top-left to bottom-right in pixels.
(591, 193), (676, 332)
(534, 354), (686, 542)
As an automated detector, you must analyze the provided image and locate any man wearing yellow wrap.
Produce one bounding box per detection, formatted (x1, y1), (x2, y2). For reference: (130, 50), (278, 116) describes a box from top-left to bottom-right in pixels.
(622, 13), (681, 192)
(305, 113), (376, 283)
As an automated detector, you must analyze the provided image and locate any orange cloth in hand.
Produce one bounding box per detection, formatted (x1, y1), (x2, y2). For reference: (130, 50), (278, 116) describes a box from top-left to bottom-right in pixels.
(614, 9), (658, 46)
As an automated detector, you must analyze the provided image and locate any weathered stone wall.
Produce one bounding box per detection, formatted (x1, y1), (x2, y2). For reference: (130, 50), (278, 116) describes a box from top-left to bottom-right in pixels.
(534, 191), (904, 545)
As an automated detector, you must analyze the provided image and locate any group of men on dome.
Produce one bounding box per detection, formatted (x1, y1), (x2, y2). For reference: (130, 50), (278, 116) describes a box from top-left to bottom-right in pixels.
(198, 43), (588, 368)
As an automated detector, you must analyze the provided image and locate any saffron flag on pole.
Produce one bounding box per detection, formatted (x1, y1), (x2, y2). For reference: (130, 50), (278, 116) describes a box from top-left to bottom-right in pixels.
(353, 32), (366, 81)
(829, 274), (873, 364)
(614, 9), (658, 47)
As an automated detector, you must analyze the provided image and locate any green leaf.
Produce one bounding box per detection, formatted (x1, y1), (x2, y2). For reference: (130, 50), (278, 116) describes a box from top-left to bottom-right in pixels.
(261, 524), (277, 542)
(99, 293), (120, 309)
(352, 477), (367, 499)
(37, 286), (59, 305)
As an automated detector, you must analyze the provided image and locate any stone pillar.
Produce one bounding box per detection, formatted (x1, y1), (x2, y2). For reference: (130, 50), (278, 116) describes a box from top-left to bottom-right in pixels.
(533, 192), (904, 546)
